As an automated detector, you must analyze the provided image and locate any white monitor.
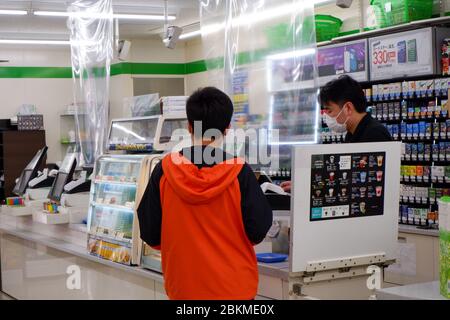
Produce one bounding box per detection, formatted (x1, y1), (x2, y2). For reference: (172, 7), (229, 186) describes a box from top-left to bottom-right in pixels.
(290, 142), (401, 273)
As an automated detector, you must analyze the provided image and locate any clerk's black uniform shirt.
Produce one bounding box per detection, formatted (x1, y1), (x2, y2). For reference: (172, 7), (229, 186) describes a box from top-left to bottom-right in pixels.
(344, 113), (392, 143)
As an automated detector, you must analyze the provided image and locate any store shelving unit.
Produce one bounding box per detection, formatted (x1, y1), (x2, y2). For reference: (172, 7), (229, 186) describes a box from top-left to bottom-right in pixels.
(321, 75), (450, 230)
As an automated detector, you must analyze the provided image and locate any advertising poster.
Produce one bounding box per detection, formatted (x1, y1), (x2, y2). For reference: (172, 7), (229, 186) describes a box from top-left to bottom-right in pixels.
(318, 40), (368, 85)
(231, 68), (249, 127)
(369, 28), (434, 81)
(310, 152), (386, 221)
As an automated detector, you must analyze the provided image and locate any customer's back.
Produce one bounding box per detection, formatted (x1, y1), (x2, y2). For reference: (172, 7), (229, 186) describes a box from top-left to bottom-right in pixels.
(137, 87), (273, 300)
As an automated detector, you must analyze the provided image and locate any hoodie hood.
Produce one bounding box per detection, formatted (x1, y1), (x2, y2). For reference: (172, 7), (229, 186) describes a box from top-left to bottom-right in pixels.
(161, 152), (244, 205)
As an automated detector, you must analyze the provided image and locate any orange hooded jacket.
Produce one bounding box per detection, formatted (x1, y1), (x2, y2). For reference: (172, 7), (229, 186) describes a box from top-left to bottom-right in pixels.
(137, 146), (273, 300)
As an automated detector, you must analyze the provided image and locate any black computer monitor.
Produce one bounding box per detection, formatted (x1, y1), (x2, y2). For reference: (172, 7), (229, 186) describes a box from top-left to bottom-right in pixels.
(47, 153), (77, 202)
(13, 146), (48, 196)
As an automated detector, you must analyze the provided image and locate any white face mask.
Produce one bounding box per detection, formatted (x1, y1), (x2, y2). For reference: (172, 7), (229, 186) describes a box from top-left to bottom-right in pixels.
(324, 106), (349, 134)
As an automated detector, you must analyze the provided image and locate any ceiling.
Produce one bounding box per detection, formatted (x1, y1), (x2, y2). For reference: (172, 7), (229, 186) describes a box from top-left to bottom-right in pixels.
(0, 0), (201, 40)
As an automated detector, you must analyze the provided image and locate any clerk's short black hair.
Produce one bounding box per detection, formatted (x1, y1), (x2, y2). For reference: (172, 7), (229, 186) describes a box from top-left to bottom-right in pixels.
(186, 87), (234, 135)
(319, 75), (367, 113)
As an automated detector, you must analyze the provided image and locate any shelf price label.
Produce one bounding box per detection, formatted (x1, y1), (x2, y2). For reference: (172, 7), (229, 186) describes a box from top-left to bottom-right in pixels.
(372, 49), (396, 66)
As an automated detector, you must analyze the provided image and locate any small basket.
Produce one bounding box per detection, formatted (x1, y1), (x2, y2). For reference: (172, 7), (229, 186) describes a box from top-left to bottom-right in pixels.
(315, 15), (343, 42)
(370, 0), (433, 28)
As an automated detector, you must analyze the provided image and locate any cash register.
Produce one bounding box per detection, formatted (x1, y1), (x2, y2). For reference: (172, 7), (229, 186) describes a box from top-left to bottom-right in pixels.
(2, 146), (50, 216)
(32, 152), (90, 224)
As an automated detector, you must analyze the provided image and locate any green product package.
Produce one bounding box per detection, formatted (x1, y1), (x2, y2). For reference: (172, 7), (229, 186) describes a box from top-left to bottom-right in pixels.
(407, 39), (417, 63)
(440, 229), (450, 299)
(446, 166), (450, 179)
(439, 196), (450, 299)
(429, 187), (436, 199)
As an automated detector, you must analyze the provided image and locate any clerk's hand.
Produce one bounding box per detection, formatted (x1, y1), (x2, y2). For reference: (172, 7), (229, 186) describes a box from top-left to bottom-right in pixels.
(280, 181), (292, 193)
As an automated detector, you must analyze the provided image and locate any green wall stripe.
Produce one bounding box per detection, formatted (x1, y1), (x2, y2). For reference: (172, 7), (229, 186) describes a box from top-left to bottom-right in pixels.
(185, 60), (207, 74)
(129, 62), (186, 75)
(0, 61), (208, 78)
(0, 66), (72, 78)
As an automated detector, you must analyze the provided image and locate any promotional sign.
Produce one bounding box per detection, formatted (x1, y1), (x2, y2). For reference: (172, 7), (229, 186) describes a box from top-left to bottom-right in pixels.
(310, 152), (386, 221)
(318, 40), (368, 85)
(369, 28), (434, 81)
(231, 68), (249, 127)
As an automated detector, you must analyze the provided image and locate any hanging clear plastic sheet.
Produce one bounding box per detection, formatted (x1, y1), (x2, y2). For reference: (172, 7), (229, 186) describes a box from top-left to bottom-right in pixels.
(123, 94), (161, 118)
(200, 0), (320, 169)
(68, 0), (113, 167)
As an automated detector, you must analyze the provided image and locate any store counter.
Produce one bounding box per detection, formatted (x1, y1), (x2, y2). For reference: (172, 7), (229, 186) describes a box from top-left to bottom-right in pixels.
(376, 281), (447, 300)
(398, 225), (439, 237)
(0, 214), (289, 300)
(384, 224), (440, 286)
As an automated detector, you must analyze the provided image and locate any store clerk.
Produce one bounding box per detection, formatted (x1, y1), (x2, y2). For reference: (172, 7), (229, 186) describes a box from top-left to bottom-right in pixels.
(281, 75), (392, 192)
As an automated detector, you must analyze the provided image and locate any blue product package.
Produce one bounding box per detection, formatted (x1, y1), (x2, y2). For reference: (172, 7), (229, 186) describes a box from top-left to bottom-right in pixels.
(402, 205), (408, 223)
(411, 143), (418, 156)
(440, 142), (447, 156)
(417, 143), (424, 156)
(256, 253), (288, 263)
(441, 122), (447, 137)
(349, 48), (357, 72)
(405, 143), (411, 155)
(407, 124), (413, 136)
(433, 144), (439, 157)
(407, 207), (414, 222)
(413, 123), (419, 136)
(401, 123), (407, 136)
(392, 124), (399, 137)
(398, 41), (407, 63)
(419, 122), (426, 136)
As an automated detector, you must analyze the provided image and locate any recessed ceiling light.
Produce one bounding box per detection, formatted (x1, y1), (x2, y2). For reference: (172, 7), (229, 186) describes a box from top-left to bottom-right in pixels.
(0, 10), (28, 15)
(33, 11), (176, 21)
(0, 39), (70, 45)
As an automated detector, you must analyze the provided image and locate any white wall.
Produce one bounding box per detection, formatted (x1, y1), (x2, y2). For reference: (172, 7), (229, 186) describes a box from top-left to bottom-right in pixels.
(129, 38), (186, 63)
(0, 46), (73, 163)
(184, 37), (209, 95)
(0, 39), (189, 163)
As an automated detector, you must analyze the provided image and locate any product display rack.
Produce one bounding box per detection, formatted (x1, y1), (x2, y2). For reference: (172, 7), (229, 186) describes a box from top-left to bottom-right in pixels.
(87, 155), (148, 266)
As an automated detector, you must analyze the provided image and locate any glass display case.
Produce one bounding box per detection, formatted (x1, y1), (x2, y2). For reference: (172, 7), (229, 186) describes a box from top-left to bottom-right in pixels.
(108, 116), (160, 152)
(87, 154), (162, 265)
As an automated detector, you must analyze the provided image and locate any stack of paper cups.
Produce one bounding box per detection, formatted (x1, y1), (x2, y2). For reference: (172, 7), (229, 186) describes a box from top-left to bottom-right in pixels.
(438, 196), (450, 299)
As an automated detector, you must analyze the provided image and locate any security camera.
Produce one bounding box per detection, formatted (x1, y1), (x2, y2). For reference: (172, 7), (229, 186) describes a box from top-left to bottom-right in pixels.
(163, 26), (183, 49)
(336, 0), (353, 8)
(117, 40), (131, 61)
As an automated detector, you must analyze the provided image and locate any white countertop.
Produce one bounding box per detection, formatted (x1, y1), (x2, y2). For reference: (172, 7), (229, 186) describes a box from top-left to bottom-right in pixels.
(376, 282), (448, 300)
(398, 224), (439, 237)
(0, 212), (289, 281)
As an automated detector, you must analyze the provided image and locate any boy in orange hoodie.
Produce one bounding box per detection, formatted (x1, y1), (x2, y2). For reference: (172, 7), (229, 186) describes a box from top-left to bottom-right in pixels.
(137, 87), (273, 300)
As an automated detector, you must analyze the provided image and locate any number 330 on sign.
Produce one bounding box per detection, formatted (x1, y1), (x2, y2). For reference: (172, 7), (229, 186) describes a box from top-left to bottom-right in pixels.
(372, 50), (396, 65)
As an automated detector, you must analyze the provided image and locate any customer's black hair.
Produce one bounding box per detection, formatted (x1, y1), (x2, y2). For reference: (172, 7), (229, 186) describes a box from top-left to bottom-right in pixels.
(186, 87), (234, 135)
(319, 75), (367, 113)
